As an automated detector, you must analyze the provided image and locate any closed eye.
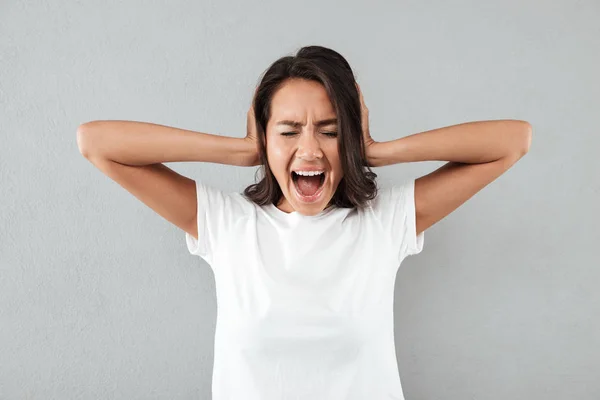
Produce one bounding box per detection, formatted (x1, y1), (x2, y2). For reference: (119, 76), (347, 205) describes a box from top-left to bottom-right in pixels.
(281, 132), (338, 137)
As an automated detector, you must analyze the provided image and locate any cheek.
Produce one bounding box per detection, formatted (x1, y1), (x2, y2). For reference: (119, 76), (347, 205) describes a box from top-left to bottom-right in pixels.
(325, 148), (342, 174)
(266, 137), (285, 158)
(266, 143), (290, 180)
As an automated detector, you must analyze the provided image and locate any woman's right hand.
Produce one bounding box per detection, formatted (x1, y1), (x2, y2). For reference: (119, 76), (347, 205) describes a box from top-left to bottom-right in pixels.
(244, 96), (260, 166)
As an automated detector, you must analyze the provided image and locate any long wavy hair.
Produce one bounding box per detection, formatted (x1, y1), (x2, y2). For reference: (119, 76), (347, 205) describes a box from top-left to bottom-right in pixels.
(243, 45), (378, 209)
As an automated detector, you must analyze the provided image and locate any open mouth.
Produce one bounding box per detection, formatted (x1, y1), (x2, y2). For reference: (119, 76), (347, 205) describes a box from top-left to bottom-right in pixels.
(291, 171), (326, 201)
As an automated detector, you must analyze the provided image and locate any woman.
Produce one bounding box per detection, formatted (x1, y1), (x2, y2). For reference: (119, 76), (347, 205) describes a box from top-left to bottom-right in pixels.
(77, 45), (531, 400)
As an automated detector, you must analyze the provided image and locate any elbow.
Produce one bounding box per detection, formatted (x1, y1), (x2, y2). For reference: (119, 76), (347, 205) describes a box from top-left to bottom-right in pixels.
(515, 120), (532, 156)
(522, 121), (533, 155)
(76, 122), (99, 158)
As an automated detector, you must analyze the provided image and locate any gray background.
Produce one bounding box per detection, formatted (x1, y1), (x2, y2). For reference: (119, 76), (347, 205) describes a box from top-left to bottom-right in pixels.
(1, 0), (598, 399)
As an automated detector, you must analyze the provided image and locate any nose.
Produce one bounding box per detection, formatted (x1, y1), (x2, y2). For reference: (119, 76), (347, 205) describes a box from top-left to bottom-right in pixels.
(296, 131), (323, 160)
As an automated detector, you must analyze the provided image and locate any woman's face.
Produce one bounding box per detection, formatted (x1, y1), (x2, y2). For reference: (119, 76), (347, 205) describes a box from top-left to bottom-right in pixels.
(266, 78), (343, 215)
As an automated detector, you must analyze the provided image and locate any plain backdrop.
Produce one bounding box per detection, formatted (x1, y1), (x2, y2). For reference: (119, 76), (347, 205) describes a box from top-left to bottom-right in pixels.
(1, 0), (598, 399)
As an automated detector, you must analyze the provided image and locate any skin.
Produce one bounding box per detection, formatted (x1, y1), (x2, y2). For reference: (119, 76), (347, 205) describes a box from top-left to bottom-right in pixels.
(265, 78), (344, 216)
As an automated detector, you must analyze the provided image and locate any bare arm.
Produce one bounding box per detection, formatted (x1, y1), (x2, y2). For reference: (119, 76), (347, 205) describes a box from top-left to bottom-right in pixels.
(356, 84), (531, 237)
(76, 120), (258, 240)
(367, 119), (532, 236)
(77, 120), (258, 167)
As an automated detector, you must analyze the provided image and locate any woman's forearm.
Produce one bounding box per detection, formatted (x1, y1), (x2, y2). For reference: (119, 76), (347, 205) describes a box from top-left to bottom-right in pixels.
(76, 120), (258, 167)
(369, 119), (532, 167)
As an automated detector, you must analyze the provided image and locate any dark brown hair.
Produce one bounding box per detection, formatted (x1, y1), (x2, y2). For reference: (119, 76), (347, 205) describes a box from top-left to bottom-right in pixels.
(243, 45), (378, 209)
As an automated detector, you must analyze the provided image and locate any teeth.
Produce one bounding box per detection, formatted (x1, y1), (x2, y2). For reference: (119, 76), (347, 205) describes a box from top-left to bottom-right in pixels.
(294, 170), (324, 177)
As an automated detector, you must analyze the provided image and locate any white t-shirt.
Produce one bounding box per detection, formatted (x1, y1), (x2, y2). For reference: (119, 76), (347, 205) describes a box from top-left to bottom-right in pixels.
(185, 179), (425, 400)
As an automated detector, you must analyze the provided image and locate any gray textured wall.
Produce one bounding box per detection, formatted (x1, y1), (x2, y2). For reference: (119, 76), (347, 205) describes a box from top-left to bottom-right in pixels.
(1, 0), (598, 399)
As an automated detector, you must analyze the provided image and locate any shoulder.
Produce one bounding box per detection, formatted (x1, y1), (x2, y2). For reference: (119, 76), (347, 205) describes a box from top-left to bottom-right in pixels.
(193, 181), (257, 219)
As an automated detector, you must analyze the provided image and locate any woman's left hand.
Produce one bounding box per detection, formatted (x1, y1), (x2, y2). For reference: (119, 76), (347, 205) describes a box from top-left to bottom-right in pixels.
(356, 83), (378, 167)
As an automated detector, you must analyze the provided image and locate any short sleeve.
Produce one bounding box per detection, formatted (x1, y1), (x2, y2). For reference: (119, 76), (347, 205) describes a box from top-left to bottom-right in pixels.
(371, 179), (425, 263)
(185, 180), (233, 264)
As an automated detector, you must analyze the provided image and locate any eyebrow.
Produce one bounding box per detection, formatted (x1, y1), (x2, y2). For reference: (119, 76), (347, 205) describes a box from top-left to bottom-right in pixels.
(276, 118), (338, 128)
